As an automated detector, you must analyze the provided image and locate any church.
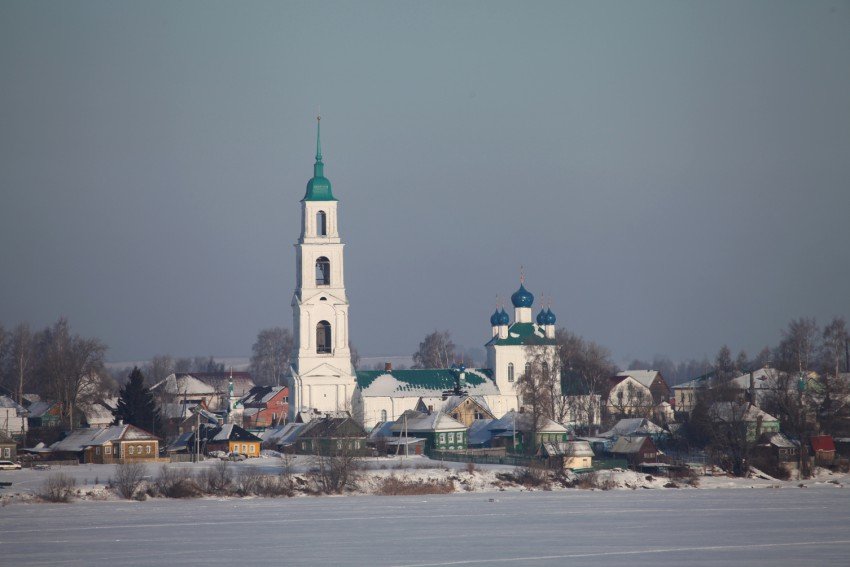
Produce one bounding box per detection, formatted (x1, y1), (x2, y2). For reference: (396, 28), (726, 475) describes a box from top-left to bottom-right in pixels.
(287, 119), (560, 429)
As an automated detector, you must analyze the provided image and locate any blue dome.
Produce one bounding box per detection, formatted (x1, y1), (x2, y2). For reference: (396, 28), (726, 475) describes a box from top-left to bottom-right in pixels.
(490, 310), (501, 326)
(498, 309), (510, 325)
(545, 308), (557, 325)
(536, 309), (547, 325)
(511, 284), (534, 308)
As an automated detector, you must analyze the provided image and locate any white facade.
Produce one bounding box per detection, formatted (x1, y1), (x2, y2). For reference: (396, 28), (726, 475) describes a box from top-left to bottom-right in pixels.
(288, 123), (356, 418)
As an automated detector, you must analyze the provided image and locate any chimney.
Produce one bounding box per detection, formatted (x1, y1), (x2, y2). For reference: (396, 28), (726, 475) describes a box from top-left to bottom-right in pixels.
(748, 372), (755, 404)
(118, 419), (124, 427)
(384, 362), (393, 372)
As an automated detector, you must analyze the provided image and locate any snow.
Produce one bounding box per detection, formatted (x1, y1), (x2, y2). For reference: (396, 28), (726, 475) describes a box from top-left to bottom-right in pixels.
(2, 478), (850, 566)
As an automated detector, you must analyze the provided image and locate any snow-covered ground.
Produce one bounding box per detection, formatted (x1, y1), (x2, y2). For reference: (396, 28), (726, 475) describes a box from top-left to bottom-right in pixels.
(2, 486), (850, 566)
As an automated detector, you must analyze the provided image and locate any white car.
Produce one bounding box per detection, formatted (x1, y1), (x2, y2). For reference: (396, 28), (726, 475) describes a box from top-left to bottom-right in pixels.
(0, 460), (22, 470)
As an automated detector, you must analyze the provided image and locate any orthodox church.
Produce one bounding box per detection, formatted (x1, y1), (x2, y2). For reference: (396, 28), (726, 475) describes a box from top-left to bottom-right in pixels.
(287, 119), (560, 429)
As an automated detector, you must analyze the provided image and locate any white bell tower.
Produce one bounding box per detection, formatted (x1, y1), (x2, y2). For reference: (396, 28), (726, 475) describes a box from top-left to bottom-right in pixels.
(288, 116), (356, 417)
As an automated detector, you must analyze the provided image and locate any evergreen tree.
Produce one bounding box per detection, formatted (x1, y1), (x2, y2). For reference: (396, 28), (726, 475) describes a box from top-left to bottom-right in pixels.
(114, 367), (162, 435)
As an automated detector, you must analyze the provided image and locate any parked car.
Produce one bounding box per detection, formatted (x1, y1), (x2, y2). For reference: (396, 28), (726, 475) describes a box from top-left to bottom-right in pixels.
(0, 460), (22, 470)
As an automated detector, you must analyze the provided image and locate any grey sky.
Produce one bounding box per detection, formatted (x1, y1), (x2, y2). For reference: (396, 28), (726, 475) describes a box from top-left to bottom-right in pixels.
(1, 1), (849, 366)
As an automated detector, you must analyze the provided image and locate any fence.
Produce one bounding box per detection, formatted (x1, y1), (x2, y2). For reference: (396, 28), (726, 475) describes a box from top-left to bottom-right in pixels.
(21, 459), (79, 468)
(428, 450), (539, 468)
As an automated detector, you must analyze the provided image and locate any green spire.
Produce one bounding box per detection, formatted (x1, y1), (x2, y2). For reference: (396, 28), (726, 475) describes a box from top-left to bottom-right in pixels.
(304, 115), (335, 201)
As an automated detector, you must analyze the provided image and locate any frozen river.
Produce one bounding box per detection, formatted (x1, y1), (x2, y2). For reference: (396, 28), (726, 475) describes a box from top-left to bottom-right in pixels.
(2, 488), (849, 566)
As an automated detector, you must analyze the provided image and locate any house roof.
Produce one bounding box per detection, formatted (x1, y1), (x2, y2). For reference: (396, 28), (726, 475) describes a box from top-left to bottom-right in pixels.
(709, 402), (778, 423)
(298, 416), (367, 439)
(192, 372), (256, 397)
(82, 401), (115, 426)
(810, 435), (836, 452)
(611, 436), (654, 454)
(390, 411), (467, 433)
(261, 422), (305, 446)
(487, 410), (568, 435)
(467, 419), (495, 445)
(0, 395), (27, 415)
(599, 418), (665, 439)
(616, 370), (661, 389)
(540, 441), (594, 458)
(356, 368), (498, 398)
(367, 421), (395, 442)
(152, 374), (217, 396)
(50, 424), (158, 452)
(485, 322), (557, 347)
(25, 401), (57, 418)
(239, 385), (287, 406)
(205, 424), (261, 443)
(672, 372), (715, 390)
(761, 432), (797, 448)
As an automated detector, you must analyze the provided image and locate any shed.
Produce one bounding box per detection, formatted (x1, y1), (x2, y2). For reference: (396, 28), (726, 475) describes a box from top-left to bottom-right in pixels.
(810, 435), (836, 466)
(610, 436), (659, 466)
(0, 432), (17, 461)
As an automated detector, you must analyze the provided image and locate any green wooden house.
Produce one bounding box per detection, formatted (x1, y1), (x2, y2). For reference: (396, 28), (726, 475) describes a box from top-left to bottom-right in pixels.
(294, 416), (368, 456)
(390, 410), (468, 452)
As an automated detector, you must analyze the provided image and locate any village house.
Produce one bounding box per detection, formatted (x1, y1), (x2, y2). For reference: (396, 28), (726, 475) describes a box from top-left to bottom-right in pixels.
(600, 418), (668, 443)
(294, 415), (368, 456)
(538, 440), (594, 471)
(487, 410), (569, 453)
(390, 410), (468, 452)
(24, 400), (62, 429)
(0, 432), (18, 461)
(754, 432), (799, 472)
(197, 424), (262, 457)
(238, 385), (289, 428)
(414, 395), (495, 427)
(49, 423), (161, 463)
(609, 436), (659, 467)
(709, 402), (780, 441)
(0, 395), (28, 440)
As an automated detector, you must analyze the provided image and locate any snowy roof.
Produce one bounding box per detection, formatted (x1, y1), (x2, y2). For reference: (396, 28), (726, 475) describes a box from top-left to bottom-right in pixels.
(599, 418), (665, 439)
(386, 437), (426, 446)
(367, 421), (395, 442)
(709, 402), (778, 423)
(167, 431), (194, 452)
(762, 432), (797, 448)
(25, 401), (55, 418)
(540, 441), (594, 458)
(0, 395), (27, 415)
(467, 419), (495, 445)
(261, 422), (305, 446)
(152, 374), (217, 396)
(616, 370), (661, 389)
(82, 402), (115, 426)
(206, 423), (261, 443)
(239, 385), (287, 406)
(390, 411), (467, 433)
(50, 424), (158, 452)
(193, 372), (256, 397)
(356, 369), (499, 398)
(487, 411), (568, 434)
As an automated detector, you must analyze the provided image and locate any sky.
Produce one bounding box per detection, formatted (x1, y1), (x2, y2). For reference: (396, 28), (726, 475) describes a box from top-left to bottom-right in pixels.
(1, 1), (849, 367)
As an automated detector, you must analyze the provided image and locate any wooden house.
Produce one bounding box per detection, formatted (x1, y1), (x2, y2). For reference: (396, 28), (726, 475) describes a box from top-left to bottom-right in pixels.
(538, 440), (594, 471)
(610, 436), (659, 466)
(49, 423), (160, 463)
(0, 432), (17, 461)
(415, 395), (494, 427)
(487, 410), (569, 453)
(239, 385), (289, 428)
(294, 416), (368, 456)
(390, 410), (467, 452)
(199, 424), (262, 457)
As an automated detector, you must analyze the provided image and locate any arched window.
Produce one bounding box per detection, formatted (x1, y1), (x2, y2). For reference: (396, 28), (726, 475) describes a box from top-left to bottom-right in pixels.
(380, 409), (387, 422)
(316, 321), (332, 354)
(542, 362), (549, 377)
(317, 211), (327, 236)
(507, 363), (514, 382)
(525, 362), (531, 377)
(315, 257), (330, 286)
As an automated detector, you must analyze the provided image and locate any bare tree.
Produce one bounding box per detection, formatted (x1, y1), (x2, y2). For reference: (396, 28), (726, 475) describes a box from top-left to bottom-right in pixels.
(412, 330), (456, 369)
(714, 345), (736, 383)
(250, 327), (293, 386)
(36, 318), (107, 428)
(777, 317), (820, 373)
(349, 341), (360, 370)
(557, 329), (615, 433)
(516, 347), (559, 454)
(112, 461), (147, 499)
(817, 318), (850, 435)
(7, 323), (35, 405)
(309, 439), (360, 494)
(144, 355), (176, 385)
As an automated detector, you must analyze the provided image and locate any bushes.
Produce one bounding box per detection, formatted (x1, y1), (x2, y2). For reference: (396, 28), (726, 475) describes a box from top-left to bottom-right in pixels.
(39, 473), (77, 502)
(154, 466), (202, 498)
(376, 476), (455, 495)
(112, 461), (147, 499)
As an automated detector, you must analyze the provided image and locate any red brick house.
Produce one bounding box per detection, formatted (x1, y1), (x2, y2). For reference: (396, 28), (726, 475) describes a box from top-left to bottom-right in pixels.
(239, 386), (289, 428)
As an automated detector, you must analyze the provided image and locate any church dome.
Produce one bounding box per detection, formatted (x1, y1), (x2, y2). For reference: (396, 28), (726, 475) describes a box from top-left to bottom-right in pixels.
(305, 174), (335, 201)
(545, 308), (557, 325)
(490, 310), (501, 326)
(498, 309), (510, 326)
(536, 309), (547, 325)
(511, 284), (534, 308)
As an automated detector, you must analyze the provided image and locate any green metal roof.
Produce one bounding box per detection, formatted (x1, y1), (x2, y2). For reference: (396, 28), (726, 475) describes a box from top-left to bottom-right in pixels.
(485, 323), (557, 347)
(303, 117), (337, 201)
(356, 368), (496, 395)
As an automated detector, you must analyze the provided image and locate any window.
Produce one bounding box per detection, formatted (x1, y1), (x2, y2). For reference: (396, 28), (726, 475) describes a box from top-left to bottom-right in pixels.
(438, 433), (446, 444)
(105, 446), (111, 455)
(525, 363), (531, 377)
(315, 257), (330, 285)
(380, 409), (387, 422)
(146, 445), (151, 454)
(137, 445), (142, 454)
(129, 446), (135, 455)
(283, 396), (289, 403)
(249, 444), (255, 453)
(3, 448), (9, 458)
(448, 432), (455, 443)
(316, 320), (332, 353)
(96, 446), (101, 455)
(508, 363), (514, 383)
(317, 210), (327, 236)
(457, 432), (463, 443)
